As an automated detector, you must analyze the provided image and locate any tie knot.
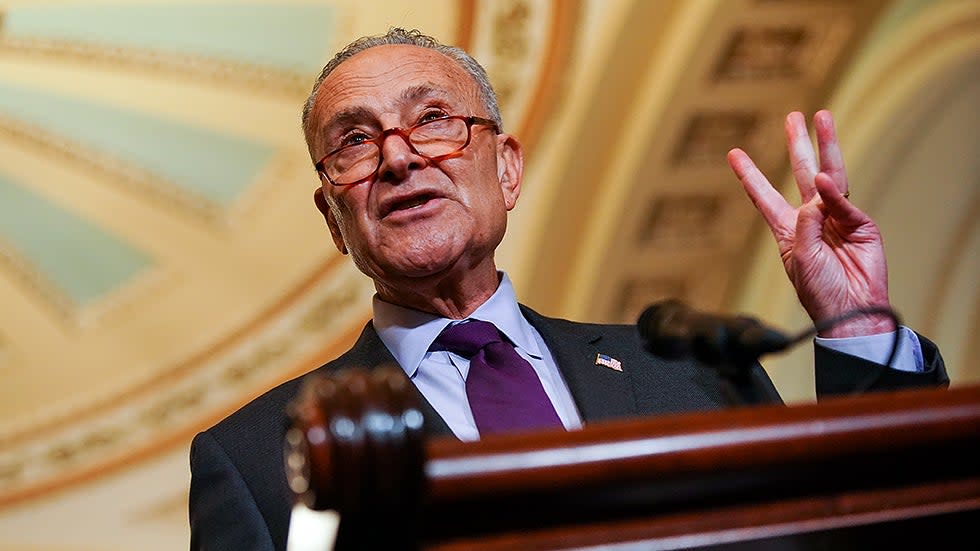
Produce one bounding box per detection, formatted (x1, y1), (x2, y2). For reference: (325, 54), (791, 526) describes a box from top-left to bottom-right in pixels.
(434, 319), (504, 357)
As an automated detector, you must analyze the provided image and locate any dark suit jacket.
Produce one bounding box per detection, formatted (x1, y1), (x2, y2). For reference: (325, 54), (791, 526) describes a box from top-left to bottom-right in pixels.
(189, 307), (947, 551)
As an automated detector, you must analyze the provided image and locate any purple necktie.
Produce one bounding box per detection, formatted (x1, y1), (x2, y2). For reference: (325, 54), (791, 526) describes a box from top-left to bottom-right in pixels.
(434, 320), (564, 435)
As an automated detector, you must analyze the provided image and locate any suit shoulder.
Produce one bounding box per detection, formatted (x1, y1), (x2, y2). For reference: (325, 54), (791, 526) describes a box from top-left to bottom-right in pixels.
(203, 325), (377, 446)
(204, 375), (306, 451)
(519, 305), (641, 342)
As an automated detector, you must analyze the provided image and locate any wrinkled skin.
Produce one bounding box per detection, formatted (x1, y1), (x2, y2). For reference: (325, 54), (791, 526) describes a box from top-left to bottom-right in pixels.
(727, 110), (892, 337)
(308, 45), (524, 319)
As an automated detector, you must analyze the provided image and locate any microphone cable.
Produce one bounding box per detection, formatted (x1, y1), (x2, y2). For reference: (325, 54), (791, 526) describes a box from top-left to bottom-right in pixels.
(638, 301), (903, 376)
(780, 305), (903, 371)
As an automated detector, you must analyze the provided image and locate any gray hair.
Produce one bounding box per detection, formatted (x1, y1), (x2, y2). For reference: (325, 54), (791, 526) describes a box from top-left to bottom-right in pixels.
(301, 27), (502, 155)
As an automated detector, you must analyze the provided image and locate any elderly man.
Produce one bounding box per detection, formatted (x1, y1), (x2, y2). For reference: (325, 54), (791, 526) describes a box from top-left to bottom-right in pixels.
(189, 28), (946, 550)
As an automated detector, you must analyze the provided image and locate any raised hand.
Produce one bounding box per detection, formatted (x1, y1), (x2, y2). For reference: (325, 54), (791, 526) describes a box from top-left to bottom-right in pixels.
(727, 110), (893, 337)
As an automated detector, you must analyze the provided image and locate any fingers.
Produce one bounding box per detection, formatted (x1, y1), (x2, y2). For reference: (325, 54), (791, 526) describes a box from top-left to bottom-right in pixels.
(814, 172), (868, 228)
(785, 111), (819, 202)
(730, 112), (855, 238)
(814, 110), (849, 195)
(727, 148), (792, 232)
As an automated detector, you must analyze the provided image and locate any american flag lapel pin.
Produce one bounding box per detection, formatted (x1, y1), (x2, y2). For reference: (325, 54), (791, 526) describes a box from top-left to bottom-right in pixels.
(595, 353), (623, 372)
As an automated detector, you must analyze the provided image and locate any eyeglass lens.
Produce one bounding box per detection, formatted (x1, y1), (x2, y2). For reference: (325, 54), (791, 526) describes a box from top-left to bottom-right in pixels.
(325, 117), (470, 185)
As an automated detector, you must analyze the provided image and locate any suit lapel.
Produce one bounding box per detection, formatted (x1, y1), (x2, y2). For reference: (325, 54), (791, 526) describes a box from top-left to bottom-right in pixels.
(321, 322), (454, 438)
(522, 306), (639, 423)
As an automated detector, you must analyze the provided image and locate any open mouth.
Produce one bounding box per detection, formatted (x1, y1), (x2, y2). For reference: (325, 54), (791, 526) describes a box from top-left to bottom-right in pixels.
(384, 193), (439, 217)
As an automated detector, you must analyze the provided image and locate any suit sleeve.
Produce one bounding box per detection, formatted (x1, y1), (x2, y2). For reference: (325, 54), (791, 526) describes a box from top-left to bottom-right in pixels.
(814, 331), (948, 397)
(189, 431), (276, 551)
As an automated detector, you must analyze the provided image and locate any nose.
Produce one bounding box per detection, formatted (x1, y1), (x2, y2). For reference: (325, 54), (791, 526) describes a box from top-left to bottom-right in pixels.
(376, 129), (426, 183)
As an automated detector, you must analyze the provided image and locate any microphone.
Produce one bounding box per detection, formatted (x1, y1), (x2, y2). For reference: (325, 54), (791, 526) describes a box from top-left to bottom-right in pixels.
(637, 299), (791, 366)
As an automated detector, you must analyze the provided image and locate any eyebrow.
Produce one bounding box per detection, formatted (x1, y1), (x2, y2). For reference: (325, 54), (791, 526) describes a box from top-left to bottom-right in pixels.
(323, 106), (377, 135)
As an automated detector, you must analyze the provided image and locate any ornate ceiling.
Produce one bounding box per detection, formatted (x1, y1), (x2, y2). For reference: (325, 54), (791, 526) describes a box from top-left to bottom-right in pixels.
(0, 0), (577, 516)
(0, 1), (976, 550)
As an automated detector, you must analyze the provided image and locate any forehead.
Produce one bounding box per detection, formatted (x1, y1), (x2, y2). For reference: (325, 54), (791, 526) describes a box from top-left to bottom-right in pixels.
(312, 44), (481, 126)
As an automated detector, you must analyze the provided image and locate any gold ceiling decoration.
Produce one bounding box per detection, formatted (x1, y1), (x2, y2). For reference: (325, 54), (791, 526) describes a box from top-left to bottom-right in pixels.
(0, 0), (576, 507)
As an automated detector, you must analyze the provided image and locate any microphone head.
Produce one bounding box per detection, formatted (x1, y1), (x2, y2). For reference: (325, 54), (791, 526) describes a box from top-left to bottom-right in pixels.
(637, 299), (791, 364)
(636, 299), (691, 359)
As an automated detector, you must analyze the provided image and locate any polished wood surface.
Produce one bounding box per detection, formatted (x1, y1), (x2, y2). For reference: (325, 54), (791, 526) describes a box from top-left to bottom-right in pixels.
(287, 372), (980, 550)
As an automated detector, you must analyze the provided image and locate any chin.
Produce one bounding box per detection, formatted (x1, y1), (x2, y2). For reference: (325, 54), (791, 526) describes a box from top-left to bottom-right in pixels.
(395, 256), (459, 279)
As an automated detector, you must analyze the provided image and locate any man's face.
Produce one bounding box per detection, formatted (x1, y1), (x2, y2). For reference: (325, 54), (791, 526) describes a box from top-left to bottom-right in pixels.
(309, 44), (523, 291)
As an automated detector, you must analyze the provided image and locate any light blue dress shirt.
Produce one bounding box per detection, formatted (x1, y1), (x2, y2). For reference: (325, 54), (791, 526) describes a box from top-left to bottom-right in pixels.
(373, 272), (923, 440)
(816, 327), (923, 373)
(373, 274), (583, 441)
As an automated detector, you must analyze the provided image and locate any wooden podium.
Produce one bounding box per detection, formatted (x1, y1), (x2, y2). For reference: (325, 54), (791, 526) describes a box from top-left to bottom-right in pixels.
(285, 368), (980, 550)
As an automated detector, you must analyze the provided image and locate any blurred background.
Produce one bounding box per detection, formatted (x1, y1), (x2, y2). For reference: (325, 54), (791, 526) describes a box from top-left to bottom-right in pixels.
(0, 0), (976, 549)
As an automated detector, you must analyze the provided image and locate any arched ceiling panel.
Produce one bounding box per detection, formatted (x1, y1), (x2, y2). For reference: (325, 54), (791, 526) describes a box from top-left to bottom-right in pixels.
(0, 81), (274, 206)
(3, 3), (336, 73)
(0, 174), (151, 305)
(0, 0), (577, 514)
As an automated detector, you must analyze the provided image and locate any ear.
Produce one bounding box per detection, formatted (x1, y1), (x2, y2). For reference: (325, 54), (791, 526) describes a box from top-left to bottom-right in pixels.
(313, 187), (348, 255)
(496, 133), (524, 210)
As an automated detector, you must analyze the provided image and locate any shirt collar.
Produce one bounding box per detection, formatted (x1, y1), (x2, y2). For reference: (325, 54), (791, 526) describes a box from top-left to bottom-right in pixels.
(373, 272), (541, 378)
